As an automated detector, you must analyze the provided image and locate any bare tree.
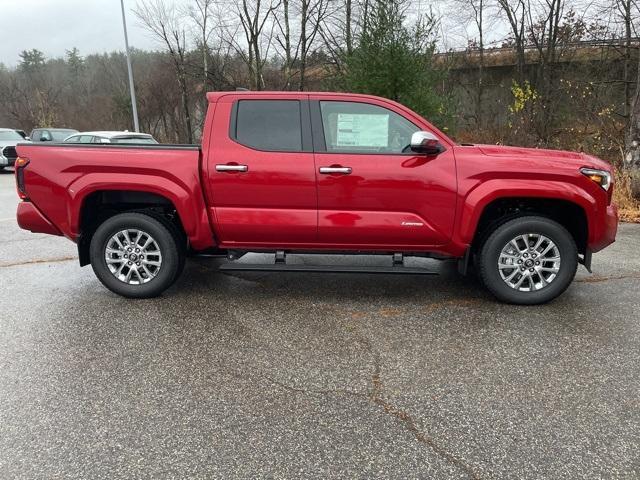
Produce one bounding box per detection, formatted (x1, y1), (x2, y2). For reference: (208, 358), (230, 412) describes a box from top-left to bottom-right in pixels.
(319, 0), (368, 70)
(496, 0), (527, 83)
(454, 0), (493, 124)
(186, 0), (218, 90)
(231, 0), (281, 90)
(135, 0), (194, 143)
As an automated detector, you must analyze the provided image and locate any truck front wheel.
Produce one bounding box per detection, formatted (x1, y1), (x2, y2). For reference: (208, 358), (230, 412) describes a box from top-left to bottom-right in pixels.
(89, 212), (183, 298)
(477, 216), (578, 305)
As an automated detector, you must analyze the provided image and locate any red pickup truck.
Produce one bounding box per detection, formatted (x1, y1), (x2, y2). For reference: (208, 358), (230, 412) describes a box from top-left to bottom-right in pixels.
(15, 91), (618, 304)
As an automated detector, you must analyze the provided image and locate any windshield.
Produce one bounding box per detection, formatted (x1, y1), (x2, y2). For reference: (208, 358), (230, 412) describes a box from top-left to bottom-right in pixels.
(0, 130), (24, 141)
(111, 136), (158, 144)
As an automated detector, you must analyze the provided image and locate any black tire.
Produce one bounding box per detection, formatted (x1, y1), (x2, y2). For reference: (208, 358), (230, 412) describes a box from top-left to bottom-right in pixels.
(477, 216), (578, 305)
(138, 210), (187, 282)
(89, 212), (183, 298)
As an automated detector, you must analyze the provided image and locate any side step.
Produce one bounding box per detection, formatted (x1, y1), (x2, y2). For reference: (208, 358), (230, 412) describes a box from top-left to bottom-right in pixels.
(218, 263), (437, 275)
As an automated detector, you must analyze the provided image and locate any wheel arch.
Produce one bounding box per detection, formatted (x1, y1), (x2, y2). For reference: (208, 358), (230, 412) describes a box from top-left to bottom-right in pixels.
(76, 189), (187, 266)
(470, 197), (589, 255)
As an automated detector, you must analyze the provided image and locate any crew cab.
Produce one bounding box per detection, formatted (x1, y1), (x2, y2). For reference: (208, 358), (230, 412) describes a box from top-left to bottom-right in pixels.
(14, 92), (618, 304)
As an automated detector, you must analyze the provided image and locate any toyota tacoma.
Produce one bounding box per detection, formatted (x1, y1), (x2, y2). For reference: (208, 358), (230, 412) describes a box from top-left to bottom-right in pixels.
(14, 92), (618, 304)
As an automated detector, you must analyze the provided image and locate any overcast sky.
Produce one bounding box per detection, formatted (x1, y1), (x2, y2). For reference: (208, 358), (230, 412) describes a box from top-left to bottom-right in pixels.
(0, 0), (161, 66)
(0, 0), (502, 67)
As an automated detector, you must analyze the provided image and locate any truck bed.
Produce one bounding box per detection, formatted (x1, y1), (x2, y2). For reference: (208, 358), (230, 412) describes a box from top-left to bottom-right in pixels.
(15, 142), (215, 251)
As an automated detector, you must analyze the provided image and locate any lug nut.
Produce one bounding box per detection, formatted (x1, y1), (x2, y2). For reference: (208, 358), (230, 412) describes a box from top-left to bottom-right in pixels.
(123, 254), (128, 258)
(128, 261), (133, 265)
(136, 262), (141, 266)
(517, 260), (523, 264)
(535, 261), (540, 265)
(529, 268), (534, 272)
(523, 253), (529, 258)
(135, 248), (140, 253)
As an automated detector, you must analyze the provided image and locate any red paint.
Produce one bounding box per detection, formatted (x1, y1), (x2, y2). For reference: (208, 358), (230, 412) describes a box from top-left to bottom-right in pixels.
(16, 91), (618, 260)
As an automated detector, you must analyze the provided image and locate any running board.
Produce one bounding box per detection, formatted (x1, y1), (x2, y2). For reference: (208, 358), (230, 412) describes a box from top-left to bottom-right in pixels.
(218, 263), (438, 275)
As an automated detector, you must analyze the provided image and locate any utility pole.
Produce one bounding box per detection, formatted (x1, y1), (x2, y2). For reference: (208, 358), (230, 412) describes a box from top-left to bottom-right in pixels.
(120, 0), (140, 132)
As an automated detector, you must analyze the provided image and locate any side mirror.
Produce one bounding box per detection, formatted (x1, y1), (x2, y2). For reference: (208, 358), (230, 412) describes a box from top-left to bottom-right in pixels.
(25, 137), (31, 141)
(40, 137), (50, 142)
(410, 131), (444, 155)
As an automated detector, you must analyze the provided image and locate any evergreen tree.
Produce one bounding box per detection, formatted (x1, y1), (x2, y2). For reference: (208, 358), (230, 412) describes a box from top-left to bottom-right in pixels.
(337, 0), (451, 127)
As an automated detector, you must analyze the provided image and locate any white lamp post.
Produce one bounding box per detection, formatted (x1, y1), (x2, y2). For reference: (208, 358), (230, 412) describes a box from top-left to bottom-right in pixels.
(120, 0), (140, 132)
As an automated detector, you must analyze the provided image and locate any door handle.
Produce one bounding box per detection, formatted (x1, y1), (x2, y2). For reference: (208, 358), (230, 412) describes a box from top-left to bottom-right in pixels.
(216, 164), (248, 172)
(319, 166), (352, 174)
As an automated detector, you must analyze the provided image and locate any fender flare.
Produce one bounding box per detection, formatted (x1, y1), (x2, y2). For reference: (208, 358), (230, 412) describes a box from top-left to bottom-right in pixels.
(457, 179), (599, 246)
(68, 173), (214, 251)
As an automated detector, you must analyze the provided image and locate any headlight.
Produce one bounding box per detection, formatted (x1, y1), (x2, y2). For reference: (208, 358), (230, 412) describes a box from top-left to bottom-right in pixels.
(580, 167), (612, 191)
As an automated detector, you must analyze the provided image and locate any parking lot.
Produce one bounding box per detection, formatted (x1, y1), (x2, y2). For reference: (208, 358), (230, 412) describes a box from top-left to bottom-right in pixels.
(0, 169), (638, 479)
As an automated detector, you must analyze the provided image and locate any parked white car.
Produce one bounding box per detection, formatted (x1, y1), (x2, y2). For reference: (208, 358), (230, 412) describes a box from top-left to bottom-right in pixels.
(63, 131), (158, 144)
(0, 128), (30, 170)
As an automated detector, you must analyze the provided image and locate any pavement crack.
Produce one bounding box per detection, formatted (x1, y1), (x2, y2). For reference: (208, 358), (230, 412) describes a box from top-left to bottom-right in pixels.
(576, 273), (640, 283)
(0, 256), (75, 268)
(356, 329), (482, 480)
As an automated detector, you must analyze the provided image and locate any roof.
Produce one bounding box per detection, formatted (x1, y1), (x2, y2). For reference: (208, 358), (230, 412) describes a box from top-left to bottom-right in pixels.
(205, 91), (394, 103)
(68, 131), (154, 138)
(32, 128), (78, 131)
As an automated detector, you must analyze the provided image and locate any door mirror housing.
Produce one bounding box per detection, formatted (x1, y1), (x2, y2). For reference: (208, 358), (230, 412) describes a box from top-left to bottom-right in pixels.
(410, 131), (444, 155)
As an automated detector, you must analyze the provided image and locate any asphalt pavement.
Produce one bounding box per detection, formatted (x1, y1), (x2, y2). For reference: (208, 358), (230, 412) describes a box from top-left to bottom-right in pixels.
(0, 169), (638, 479)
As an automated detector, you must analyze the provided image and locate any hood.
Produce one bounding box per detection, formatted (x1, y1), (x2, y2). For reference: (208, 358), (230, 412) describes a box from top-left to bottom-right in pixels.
(475, 144), (611, 171)
(0, 140), (30, 148)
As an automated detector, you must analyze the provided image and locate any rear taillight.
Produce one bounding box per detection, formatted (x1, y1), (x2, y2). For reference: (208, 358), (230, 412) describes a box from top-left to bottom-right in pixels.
(15, 156), (30, 200)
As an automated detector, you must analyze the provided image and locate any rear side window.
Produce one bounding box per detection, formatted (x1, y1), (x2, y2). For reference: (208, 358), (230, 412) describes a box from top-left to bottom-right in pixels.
(233, 100), (302, 152)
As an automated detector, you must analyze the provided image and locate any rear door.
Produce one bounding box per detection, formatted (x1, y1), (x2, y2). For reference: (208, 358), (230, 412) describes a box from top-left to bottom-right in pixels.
(205, 94), (317, 246)
(310, 96), (457, 248)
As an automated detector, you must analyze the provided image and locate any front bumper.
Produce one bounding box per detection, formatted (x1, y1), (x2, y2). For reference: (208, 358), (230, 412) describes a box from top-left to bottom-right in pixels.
(591, 204), (618, 253)
(0, 155), (14, 167)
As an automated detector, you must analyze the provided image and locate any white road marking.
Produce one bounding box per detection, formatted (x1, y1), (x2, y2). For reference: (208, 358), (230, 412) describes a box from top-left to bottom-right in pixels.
(0, 217), (15, 222)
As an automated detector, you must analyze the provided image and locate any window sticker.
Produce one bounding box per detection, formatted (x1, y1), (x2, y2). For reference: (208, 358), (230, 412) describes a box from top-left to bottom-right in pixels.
(336, 113), (389, 147)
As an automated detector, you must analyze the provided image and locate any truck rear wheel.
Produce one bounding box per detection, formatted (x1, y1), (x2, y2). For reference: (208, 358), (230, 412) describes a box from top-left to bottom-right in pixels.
(477, 216), (578, 305)
(89, 212), (183, 298)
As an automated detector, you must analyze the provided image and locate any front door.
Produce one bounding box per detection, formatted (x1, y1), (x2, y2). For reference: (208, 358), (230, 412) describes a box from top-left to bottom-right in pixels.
(311, 97), (457, 249)
(206, 95), (317, 247)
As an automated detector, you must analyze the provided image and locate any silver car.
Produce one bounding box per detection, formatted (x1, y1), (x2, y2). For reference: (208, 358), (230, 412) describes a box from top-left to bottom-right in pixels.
(0, 128), (29, 170)
(63, 131), (158, 144)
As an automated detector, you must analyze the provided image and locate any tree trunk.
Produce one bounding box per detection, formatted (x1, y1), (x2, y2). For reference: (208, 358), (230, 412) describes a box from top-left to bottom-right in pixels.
(476, 0), (484, 126)
(345, 0), (352, 56)
(282, 0), (292, 89)
(299, 0), (308, 91)
(624, 0), (632, 119)
(178, 68), (193, 144)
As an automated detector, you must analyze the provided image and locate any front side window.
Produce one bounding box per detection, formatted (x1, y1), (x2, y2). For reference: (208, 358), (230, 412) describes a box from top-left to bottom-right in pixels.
(65, 136), (80, 143)
(234, 100), (302, 152)
(320, 101), (419, 154)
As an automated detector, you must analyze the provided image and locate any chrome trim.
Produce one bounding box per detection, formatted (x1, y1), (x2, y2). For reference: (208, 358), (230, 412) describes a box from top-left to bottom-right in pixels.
(319, 166), (352, 174)
(216, 164), (248, 172)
